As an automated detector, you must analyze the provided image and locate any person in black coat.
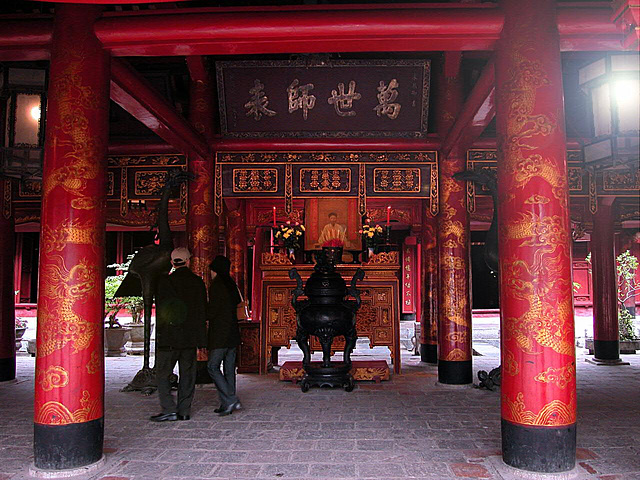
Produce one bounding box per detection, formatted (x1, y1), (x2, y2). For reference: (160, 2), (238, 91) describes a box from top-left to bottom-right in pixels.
(150, 247), (207, 422)
(207, 255), (242, 416)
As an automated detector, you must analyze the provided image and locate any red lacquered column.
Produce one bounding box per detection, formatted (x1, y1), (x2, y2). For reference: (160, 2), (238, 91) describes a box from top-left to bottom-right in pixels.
(420, 206), (438, 364)
(436, 55), (473, 384)
(33, 4), (109, 471)
(495, 0), (576, 472)
(0, 178), (15, 382)
(225, 199), (247, 297)
(591, 201), (620, 361)
(187, 75), (217, 284)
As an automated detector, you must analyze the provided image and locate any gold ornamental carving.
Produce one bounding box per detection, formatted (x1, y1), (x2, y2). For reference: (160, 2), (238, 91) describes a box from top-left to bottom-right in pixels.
(86, 350), (101, 374)
(3, 179), (12, 219)
(41, 219), (101, 254)
(36, 390), (101, 426)
(534, 363), (575, 389)
(262, 252), (293, 265)
(365, 251), (399, 265)
(37, 257), (100, 357)
(372, 168), (421, 193)
(37, 366), (69, 392)
(503, 392), (575, 426)
(233, 168), (278, 193)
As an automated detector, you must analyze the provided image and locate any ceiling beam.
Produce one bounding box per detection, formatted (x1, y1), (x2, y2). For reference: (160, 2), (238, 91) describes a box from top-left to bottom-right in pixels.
(110, 58), (209, 160)
(0, 4), (622, 61)
(441, 58), (495, 157)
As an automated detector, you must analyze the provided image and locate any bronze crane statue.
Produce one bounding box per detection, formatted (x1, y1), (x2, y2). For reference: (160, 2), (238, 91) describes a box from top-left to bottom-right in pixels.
(117, 169), (193, 394)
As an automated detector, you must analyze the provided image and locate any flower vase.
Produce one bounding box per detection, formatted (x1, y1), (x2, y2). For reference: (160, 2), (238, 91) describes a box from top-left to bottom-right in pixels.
(367, 247), (375, 260)
(288, 248), (296, 262)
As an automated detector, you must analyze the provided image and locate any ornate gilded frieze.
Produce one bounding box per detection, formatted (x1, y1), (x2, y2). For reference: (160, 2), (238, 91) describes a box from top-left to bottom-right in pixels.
(134, 171), (169, 196)
(299, 168), (351, 193)
(18, 179), (41, 198)
(107, 154), (185, 167)
(373, 168), (421, 193)
(217, 151), (436, 164)
(232, 168), (278, 193)
(602, 168), (640, 191)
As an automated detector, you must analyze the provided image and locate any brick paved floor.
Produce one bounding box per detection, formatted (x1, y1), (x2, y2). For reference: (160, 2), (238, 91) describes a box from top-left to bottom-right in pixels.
(1, 347), (639, 480)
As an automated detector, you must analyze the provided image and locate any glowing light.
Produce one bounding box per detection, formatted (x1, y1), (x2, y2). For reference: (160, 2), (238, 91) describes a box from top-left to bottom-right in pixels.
(30, 105), (41, 121)
(613, 79), (639, 105)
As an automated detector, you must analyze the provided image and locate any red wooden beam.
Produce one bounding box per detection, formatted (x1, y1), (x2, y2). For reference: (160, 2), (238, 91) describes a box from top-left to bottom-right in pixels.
(0, 18), (52, 61)
(0, 5), (623, 61)
(95, 5), (504, 56)
(441, 58), (495, 157)
(110, 58), (209, 160)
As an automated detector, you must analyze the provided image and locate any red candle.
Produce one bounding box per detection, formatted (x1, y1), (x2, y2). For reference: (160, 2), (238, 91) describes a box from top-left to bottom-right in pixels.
(386, 205), (391, 225)
(272, 206), (277, 227)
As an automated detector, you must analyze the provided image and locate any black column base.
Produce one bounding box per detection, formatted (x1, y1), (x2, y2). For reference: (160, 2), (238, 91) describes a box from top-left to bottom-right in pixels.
(438, 360), (472, 384)
(502, 419), (576, 473)
(594, 340), (620, 361)
(34, 417), (103, 470)
(0, 357), (16, 382)
(420, 343), (438, 364)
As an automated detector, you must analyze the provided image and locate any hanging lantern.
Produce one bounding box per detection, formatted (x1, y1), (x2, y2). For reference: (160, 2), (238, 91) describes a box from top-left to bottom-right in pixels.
(0, 67), (47, 179)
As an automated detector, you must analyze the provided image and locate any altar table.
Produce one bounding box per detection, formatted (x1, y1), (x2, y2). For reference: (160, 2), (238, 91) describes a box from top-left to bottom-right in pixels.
(257, 252), (401, 375)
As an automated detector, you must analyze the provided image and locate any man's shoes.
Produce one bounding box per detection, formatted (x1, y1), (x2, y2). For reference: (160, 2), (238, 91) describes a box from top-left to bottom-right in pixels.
(215, 401), (242, 415)
(217, 401), (241, 417)
(177, 414), (190, 421)
(150, 412), (178, 422)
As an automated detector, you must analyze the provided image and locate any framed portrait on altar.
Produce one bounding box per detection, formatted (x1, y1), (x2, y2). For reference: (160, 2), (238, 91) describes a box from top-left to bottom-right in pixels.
(304, 198), (360, 250)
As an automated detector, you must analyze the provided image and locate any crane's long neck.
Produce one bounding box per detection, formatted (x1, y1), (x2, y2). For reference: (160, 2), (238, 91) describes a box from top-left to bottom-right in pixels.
(157, 186), (174, 252)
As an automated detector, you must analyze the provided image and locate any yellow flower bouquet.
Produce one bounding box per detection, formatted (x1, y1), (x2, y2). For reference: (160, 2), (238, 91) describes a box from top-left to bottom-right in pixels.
(274, 222), (305, 249)
(360, 223), (384, 248)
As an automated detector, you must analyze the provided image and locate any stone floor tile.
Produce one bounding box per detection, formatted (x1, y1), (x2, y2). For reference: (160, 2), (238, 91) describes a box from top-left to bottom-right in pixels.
(260, 463), (310, 478)
(162, 462), (216, 477)
(211, 463), (262, 478)
(450, 462), (493, 479)
(356, 462), (406, 478)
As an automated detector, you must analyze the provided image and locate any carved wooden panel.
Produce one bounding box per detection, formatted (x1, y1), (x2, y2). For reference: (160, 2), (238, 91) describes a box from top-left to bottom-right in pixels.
(264, 284), (395, 352)
(237, 322), (260, 373)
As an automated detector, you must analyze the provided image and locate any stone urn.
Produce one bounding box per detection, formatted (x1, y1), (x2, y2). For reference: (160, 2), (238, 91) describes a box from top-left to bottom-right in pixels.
(289, 250), (364, 392)
(104, 327), (131, 357)
(126, 323), (152, 355)
(15, 327), (27, 351)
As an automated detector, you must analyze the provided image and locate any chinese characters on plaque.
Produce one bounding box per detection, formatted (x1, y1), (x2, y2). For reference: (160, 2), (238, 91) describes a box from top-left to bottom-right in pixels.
(216, 60), (430, 138)
(245, 78), (400, 121)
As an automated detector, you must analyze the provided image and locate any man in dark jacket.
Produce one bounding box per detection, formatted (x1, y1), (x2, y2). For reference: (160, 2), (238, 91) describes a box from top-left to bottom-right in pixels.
(150, 247), (207, 422)
(207, 255), (242, 416)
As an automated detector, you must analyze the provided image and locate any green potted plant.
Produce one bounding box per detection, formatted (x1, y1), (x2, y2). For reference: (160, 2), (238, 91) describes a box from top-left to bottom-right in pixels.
(15, 318), (27, 351)
(104, 274), (131, 357)
(105, 255), (144, 355)
(585, 250), (640, 354)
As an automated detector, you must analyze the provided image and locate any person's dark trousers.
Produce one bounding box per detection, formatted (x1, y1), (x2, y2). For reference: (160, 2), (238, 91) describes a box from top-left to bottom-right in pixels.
(207, 347), (238, 408)
(155, 348), (197, 416)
